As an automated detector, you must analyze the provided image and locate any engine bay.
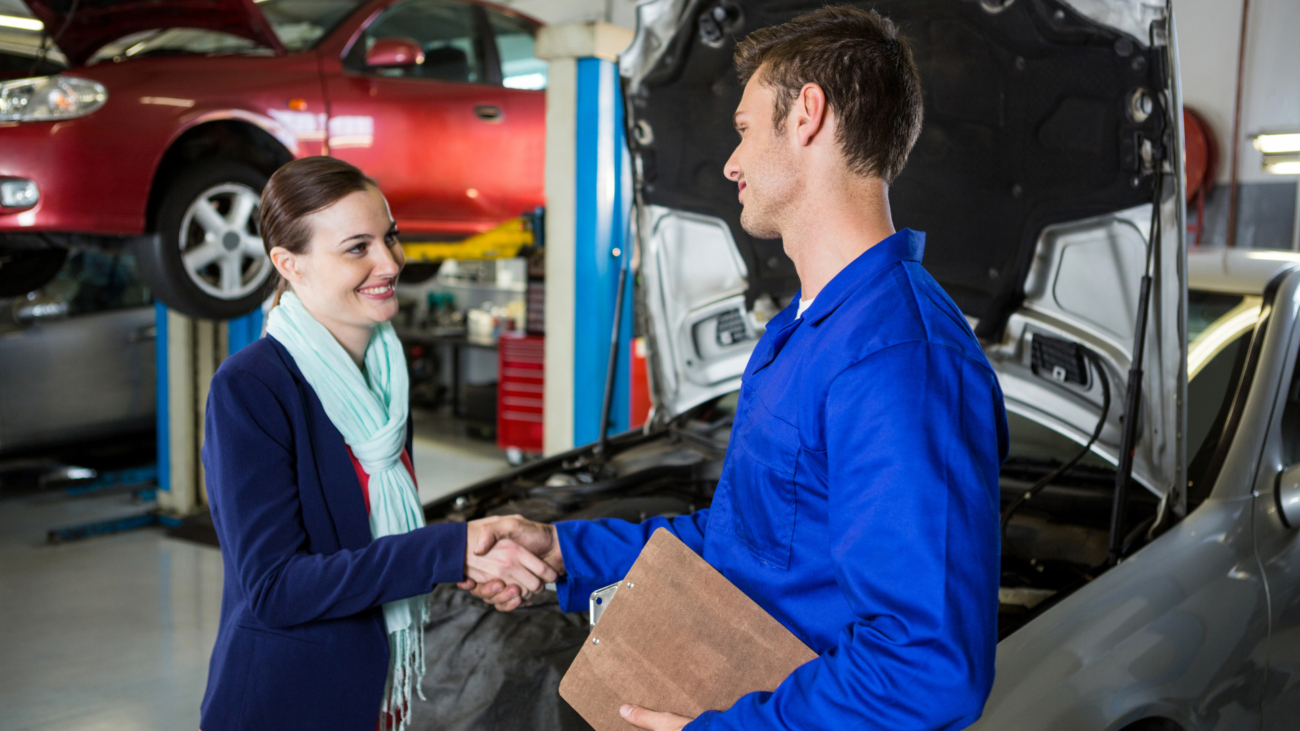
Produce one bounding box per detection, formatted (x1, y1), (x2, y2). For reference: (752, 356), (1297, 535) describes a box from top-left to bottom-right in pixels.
(416, 394), (1160, 730)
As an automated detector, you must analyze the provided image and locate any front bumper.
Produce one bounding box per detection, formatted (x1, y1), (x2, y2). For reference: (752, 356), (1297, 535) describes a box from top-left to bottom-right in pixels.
(0, 118), (154, 238)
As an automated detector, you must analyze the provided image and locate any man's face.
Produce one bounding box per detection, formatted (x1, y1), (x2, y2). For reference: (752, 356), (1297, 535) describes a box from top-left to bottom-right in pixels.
(724, 69), (800, 240)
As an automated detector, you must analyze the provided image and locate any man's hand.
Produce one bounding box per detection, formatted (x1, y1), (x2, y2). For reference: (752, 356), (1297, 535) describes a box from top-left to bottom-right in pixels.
(619, 704), (693, 731)
(458, 515), (565, 611)
(462, 520), (557, 608)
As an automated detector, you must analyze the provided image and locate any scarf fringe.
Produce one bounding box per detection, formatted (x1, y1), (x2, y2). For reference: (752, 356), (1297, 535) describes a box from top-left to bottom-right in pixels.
(379, 596), (432, 731)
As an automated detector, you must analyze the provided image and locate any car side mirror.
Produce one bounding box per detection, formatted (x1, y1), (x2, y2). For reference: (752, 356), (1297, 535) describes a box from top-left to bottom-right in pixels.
(365, 37), (425, 69)
(1277, 463), (1300, 529)
(14, 295), (68, 325)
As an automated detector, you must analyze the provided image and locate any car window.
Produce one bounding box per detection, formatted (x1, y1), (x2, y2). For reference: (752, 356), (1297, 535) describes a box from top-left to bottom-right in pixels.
(1279, 322), (1300, 468)
(260, 0), (369, 51)
(1185, 291), (1261, 490)
(486, 10), (546, 90)
(348, 0), (485, 84)
(39, 251), (151, 317)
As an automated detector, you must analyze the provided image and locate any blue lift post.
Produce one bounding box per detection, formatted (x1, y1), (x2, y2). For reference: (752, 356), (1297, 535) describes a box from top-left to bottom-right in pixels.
(47, 305), (262, 544)
(572, 55), (635, 447)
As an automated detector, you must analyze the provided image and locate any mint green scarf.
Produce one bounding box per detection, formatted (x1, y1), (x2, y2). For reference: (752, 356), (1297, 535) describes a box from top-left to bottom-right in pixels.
(266, 291), (428, 728)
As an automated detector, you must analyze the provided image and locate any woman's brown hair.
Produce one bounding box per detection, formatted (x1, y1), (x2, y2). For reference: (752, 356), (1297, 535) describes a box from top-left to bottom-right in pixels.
(260, 156), (378, 306)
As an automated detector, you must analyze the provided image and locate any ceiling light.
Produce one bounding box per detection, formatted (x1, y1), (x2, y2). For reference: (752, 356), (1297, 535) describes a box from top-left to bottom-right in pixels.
(1253, 132), (1300, 154)
(1244, 251), (1300, 262)
(1252, 130), (1300, 175)
(1263, 159), (1300, 176)
(0, 14), (42, 31)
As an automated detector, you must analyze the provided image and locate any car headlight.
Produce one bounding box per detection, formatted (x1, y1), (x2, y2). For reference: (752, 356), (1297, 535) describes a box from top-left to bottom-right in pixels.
(0, 75), (107, 122)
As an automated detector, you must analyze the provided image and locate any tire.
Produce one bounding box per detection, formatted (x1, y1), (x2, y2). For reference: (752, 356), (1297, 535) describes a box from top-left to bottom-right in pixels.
(0, 249), (68, 297)
(135, 159), (274, 319)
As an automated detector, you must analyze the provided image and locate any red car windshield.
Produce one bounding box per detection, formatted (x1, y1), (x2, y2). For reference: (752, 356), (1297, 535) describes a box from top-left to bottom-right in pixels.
(87, 0), (367, 62)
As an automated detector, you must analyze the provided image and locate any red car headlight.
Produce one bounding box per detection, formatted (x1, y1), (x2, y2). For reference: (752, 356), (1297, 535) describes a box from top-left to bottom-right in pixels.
(0, 74), (107, 122)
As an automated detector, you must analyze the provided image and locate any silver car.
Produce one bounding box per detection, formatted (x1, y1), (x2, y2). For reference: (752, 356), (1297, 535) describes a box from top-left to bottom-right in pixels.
(418, 2), (1300, 729)
(0, 249), (154, 454)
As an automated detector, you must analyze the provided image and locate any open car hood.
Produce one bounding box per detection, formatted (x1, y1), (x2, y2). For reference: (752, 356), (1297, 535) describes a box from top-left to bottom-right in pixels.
(626, 0), (1188, 506)
(22, 0), (284, 66)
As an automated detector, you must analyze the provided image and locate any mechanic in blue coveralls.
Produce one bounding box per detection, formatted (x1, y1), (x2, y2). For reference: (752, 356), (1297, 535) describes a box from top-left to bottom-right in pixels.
(462, 6), (1008, 730)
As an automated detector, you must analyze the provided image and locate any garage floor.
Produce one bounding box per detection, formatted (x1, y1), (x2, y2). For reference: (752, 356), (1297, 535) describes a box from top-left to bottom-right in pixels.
(0, 410), (508, 731)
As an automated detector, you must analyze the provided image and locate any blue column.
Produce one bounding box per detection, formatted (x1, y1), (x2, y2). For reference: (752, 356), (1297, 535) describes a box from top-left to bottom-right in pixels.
(155, 302), (170, 494)
(227, 307), (264, 355)
(154, 304), (262, 496)
(572, 57), (633, 446)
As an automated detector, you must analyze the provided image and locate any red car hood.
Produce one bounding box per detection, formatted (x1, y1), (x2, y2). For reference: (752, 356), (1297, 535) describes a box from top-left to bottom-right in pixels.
(23, 0), (285, 67)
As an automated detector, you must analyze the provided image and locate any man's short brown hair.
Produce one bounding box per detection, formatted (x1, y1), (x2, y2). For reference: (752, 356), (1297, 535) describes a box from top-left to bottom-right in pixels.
(735, 5), (923, 183)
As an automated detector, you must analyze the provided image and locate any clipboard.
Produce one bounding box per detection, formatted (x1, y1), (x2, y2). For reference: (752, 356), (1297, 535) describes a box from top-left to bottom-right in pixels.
(559, 529), (818, 730)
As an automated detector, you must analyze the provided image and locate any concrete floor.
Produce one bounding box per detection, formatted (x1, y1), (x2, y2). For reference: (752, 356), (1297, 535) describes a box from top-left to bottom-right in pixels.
(0, 410), (508, 731)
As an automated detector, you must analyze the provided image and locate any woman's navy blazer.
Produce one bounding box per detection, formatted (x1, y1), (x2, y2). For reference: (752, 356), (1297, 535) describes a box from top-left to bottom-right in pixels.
(199, 336), (465, 731)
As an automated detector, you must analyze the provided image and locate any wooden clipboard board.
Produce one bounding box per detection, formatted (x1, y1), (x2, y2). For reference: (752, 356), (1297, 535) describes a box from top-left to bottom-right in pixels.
(559, 529), (818, 730)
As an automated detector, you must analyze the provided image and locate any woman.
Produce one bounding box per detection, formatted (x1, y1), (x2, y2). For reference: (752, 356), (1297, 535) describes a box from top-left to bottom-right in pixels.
(199, 157), (555, 731)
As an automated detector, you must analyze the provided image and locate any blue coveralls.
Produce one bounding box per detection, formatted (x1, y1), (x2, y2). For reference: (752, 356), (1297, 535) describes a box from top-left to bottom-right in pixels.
(555, 229), (1009, 730)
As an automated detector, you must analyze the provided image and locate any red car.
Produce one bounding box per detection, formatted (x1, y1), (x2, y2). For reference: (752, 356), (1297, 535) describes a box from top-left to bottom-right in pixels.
(0, 0), (545, 318)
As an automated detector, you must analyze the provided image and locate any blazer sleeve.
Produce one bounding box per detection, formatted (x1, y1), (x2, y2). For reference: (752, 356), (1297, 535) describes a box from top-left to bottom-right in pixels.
(204, 365), (466, 630)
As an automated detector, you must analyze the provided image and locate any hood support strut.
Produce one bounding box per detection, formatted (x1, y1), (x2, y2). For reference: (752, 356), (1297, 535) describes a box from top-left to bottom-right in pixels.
(595, 262), (630, 460)
(1110, 163), (1164, 564)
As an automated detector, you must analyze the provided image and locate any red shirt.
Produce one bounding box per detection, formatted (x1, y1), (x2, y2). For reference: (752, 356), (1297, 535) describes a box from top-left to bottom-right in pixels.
(345, 447), (418, 513)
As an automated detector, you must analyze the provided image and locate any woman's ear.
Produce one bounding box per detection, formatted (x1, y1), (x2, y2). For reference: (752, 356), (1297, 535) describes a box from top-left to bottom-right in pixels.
(270, 246), (304, 285)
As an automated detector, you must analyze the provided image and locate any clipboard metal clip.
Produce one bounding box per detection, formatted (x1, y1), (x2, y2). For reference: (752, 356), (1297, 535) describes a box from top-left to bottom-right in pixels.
(589, 582), (621, 627)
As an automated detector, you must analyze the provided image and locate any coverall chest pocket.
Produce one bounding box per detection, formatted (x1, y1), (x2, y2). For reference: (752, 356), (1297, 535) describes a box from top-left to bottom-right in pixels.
(728, 394), (800, 570)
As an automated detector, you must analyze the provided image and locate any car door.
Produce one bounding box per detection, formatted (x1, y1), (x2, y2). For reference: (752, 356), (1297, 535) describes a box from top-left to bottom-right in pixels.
(1251, 279), (1300, 730)
(482, 7), (545, 221)
(0, 250), (155, 452)
(323, 0), (516, 240)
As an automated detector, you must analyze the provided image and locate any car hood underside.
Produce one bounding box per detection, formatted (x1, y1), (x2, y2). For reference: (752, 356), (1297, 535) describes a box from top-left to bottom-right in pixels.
(22, 0), (284, 67)
(623, 0), (1187, 504)
(625, 0), (1167, 338)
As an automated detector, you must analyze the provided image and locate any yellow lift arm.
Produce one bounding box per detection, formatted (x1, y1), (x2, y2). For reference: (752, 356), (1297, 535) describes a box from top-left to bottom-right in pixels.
(401, 216), (537, 263)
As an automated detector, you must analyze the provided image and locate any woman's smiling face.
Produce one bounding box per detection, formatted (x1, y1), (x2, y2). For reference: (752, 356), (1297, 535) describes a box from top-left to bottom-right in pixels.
(270, 184), (406, 349)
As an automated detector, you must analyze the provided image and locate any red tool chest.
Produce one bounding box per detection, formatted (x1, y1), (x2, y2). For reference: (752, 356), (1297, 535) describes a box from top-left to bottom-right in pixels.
(497, 333), (545, 454)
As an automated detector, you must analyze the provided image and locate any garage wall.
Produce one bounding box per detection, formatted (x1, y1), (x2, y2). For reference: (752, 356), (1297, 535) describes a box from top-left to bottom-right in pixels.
(1172, 0), (1299, 249)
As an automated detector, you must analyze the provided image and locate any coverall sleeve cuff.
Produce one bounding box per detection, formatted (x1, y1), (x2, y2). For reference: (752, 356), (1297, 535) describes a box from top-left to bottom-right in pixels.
(554, 521), (612, 613)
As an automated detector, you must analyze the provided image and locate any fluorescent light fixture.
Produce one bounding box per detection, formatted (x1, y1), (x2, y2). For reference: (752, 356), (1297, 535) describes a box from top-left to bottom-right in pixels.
(0, 14), (42, 31)
(1264, 159), (1300, 176)
(1244, 251), (1300, 262)
(1254, 133), (1300, 154)
(1252, 130), (1300, 175)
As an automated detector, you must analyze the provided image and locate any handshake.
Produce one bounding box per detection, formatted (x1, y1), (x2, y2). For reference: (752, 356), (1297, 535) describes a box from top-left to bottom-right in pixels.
(459, 515), (565, 611)
(455, 517), (695, 731)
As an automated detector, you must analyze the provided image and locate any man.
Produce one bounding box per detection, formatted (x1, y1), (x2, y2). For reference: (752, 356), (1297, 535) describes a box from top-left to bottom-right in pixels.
(463, 6), (1008, 730)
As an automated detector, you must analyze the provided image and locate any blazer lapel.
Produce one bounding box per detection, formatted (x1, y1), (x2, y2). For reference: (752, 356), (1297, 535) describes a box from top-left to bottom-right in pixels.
(268, 337), (374, 551)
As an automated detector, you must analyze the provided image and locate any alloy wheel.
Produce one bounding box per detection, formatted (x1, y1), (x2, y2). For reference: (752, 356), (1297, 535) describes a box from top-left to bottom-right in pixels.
(178, 182), (271, 301)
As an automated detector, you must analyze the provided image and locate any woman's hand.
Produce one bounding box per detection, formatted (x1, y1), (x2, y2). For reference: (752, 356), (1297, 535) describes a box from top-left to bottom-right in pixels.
(459, 516), (565, 611)
(462, 520), (558, 608)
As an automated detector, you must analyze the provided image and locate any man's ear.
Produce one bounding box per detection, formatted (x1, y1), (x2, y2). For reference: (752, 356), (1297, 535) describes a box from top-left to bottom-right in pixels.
(270, 246), (303, 285)
(793, 82), (828, 147)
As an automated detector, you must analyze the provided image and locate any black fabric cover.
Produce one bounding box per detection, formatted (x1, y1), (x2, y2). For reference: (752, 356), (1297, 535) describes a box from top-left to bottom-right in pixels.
(412, 585), (595, 731)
